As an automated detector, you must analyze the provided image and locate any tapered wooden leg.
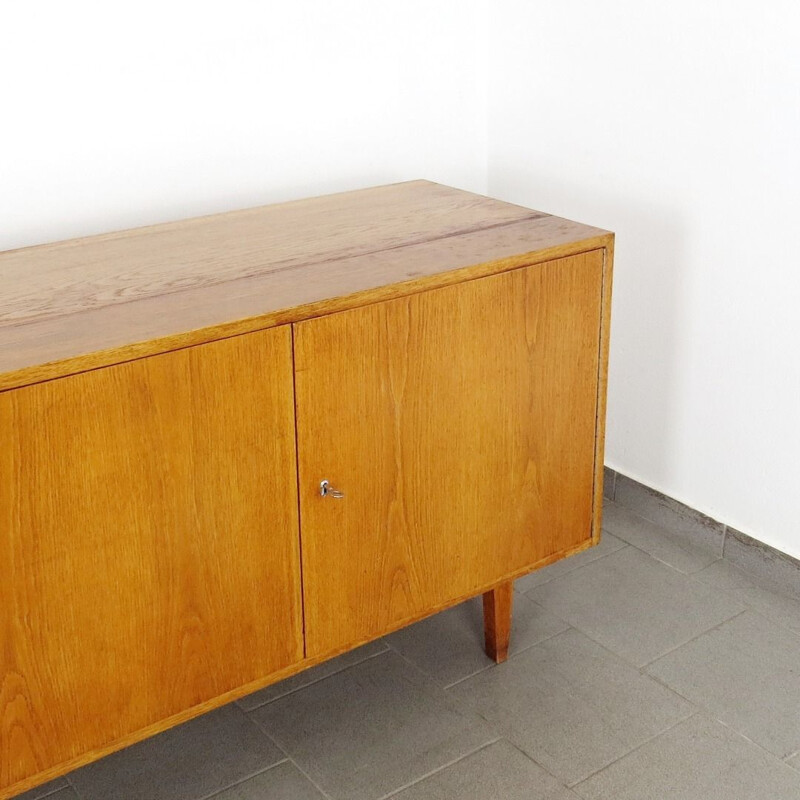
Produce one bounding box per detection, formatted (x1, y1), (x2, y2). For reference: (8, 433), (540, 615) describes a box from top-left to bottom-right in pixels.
(482, 581), (513, 663)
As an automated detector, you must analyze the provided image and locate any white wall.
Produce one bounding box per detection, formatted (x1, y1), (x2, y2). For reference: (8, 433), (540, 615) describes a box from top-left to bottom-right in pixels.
(5, 1), (799, 560)
(0, 0), (487, 250)
(489, 1), (800, 558)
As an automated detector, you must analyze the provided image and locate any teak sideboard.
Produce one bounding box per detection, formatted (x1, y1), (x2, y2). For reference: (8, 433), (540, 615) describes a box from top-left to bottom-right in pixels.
(0, 181), (613, 798)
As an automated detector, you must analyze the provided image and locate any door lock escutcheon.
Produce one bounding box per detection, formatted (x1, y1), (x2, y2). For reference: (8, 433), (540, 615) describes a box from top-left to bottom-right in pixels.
(319, 479), (344, 499)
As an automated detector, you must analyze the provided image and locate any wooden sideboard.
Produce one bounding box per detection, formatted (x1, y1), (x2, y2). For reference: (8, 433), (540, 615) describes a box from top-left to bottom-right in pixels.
(0, 181), (613, 798)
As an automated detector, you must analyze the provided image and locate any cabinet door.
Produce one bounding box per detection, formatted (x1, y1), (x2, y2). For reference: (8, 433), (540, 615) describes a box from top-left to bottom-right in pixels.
(294, 251), (604, 658)
(0, 328), (302, 791)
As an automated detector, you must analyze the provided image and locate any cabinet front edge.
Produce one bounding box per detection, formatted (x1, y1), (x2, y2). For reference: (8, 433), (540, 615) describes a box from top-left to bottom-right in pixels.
(0, 235), (614, 393)
(590, 236), (615, 543)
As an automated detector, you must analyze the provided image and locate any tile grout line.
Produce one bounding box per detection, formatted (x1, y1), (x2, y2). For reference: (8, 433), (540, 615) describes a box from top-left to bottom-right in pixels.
(686, 551), (800, 603)
(603, 500), (723, 571)
(244, 645), (502, 800)
(241, 648), (504, 800)
(727, 605), (800, 644)
(641, 676), (738, 744)
(375, 738), (502, 800)
(707, 716), (800, 768)
(635, 635), (799, 747)
(247, 708), (296, 768)
(240, 644), (391, 712)
(383, 641), (453, 685)
(568, 709), (701, 789)
(611, 480), (727, 562)
(721, 525), (733, 560)
(561, 623), (698, 689)
(442, 620), (707, 782)
(195, 758), (291, 800)
(381, 636), (499, 692)
(379, 643), (507, 722)
(501, 737), (579, 789)
(21, 785), (76, 800)
(284, 757), (336, 800)
(637, 608), (749, 672)
(570, 709), (800, 793)
(46, 473), (796, 799)
(513, 617), (643, 676)
(612, 524), (723, 571)
(682, 569), (800, 643)
(442, 625), (571, 690)
(380, 640), (480, 694)
(616, 539), (723, 577)
(518, 539), (634, 593)
(687, 555), (789, 595)
(608, 468), (800, 599)
(605, 494), (800, 641)
(238, 718), (342, 800)
(523, 521), (758, 674)
(528, 571), (746, 677)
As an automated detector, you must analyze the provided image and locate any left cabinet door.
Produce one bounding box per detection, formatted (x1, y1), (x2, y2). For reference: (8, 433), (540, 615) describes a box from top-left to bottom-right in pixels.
(0, 327), (303, 793)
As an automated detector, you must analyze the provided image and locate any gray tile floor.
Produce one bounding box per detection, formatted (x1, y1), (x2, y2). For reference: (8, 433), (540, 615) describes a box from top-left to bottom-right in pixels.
(17, 500), (800, 800)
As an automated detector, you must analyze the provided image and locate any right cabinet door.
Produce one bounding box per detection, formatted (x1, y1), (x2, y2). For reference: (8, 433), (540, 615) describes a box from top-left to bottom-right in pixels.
(293, 250), (605, 658)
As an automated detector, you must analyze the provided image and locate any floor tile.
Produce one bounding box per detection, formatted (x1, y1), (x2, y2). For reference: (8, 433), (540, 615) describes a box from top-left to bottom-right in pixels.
(11, 784), (77, 800)
(515, 534), (626, 593)
(389, 740), (578, 800)
(210, 761), (325, 799)
(448, 628), (693, 786)
(724, 527), (800, 601)
(237, 639), (388, 711)
(693, 559), (800, 637)
(614, 474), (725, 557)
(527, 546), (744, 667)
(249, 650), (494, 800)
(602, 467), (616, 501)
(386, 593), (568, 687)
(69, 704), (285, 800)
(10, 777), (71, 800)
(573, 714), (800, 800)
(37, 792), (77, 800)
(647, 611), (800, 758)
(602, 501), (719, 574)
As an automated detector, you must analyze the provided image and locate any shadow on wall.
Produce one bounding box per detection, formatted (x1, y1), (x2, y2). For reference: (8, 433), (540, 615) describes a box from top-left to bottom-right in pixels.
(488, 170), (687, 489)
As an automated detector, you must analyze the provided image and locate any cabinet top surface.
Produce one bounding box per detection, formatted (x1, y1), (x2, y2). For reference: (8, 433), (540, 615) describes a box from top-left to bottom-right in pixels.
(0, 180), (611, 391)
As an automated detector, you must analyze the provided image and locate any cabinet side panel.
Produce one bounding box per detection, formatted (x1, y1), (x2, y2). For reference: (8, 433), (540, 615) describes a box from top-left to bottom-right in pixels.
(294, 251), (604, 657)
(591, 242), (615, 540)
(0, 328), (302, 792)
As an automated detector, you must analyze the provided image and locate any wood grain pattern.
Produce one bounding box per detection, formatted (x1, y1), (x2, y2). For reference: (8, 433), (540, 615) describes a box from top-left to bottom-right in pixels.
(591, 240), (615, 542)
(0, 328), (303, 793)
(0, 182), (614, 799)
(0, 535), (595, 800)
(483, 582), (514, 663)
(0, 181), (542, 327)
(293, 251), (605, 657)
(0, 182), (610, 393)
